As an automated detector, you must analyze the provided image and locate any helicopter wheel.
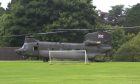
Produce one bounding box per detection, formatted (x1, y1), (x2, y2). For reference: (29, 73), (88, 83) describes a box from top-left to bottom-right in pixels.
(88, 58), (95, 62)
(22, 56), (29, 60)
(43, 57), (49, 62)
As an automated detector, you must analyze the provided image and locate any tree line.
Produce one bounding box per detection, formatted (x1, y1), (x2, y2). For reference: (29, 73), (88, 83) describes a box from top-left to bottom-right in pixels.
(0, 0), (140, 61)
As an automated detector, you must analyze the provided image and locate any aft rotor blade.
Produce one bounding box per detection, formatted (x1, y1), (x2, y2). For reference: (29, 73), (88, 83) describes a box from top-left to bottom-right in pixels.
(119, 26), (140, 29)
(106, 26), (140, 30)
(54, 26), (140, 31)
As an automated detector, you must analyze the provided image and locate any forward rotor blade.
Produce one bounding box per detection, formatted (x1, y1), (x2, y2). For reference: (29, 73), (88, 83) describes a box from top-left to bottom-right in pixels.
(0, 34), (26, 38)
(37, 31), (67, 35)
(37, 32), (57, 35)
(54, 29), (93, 31)
(0, 31), (67, 38)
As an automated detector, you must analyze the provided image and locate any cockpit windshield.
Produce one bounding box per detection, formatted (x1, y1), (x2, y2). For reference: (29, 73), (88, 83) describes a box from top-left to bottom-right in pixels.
(22, 43), (28, 49)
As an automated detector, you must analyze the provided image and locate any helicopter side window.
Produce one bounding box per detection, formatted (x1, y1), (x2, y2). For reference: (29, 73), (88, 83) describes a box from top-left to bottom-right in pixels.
(33, 46), (38, 51)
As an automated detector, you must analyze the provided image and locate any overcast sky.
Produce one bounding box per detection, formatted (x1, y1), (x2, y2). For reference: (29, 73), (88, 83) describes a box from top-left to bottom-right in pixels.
(92, 0), (140, 12)
(0, 0), (140, 12)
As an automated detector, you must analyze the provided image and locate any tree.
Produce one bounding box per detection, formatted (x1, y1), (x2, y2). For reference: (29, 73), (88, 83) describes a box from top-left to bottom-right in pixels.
(0, 0), (97, 46)
(125, 3), (140, 26)
(97, 10), (109, 24)
(97, 5), (126, 26)
(108, 5), (125, 26)
(0, 3), (5, 16)
(114, 33), (140, 62)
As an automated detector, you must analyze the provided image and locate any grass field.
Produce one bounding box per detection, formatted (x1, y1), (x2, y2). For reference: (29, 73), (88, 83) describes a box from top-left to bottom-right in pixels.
(0, 61), (140, 84)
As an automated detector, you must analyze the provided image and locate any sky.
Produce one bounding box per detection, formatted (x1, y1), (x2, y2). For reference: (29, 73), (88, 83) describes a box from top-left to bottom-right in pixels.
(0, 0), (140, 12)
(92, 0), (140, 12)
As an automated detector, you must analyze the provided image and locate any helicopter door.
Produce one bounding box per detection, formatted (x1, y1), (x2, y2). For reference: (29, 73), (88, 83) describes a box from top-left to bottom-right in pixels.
(33, 43), (39, 56)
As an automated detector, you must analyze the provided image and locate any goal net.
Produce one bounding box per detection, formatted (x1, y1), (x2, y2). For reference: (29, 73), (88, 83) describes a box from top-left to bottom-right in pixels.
(49, 50), (88, 64)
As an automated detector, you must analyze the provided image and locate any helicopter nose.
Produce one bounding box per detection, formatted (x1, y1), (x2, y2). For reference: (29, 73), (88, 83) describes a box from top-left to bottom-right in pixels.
(15, 49), (25, 55)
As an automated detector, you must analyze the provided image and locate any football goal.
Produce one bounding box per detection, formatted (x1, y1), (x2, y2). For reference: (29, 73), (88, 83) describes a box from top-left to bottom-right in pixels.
(48, 50), (88, 64)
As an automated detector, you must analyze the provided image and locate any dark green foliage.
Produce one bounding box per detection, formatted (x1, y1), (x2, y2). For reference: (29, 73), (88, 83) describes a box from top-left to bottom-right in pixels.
(111, 28), (134, 50)
(0, 3), (5, 16)
(114, 33), (140, 62)
(108, 5), (125, 26)
(97, 5), (126, 26)
(113, 3), (140, 61)
(125, 3), (140, 26)
(0, 0), (97, 46)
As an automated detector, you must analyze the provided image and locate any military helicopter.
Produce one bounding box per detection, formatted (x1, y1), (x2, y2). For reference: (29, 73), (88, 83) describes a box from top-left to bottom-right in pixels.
(5, 26), (140, 62)
(13, 29), (112, 62)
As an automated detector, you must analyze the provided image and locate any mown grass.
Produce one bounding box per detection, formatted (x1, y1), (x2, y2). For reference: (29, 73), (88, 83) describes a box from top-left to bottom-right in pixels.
(0, 61), (140, 84)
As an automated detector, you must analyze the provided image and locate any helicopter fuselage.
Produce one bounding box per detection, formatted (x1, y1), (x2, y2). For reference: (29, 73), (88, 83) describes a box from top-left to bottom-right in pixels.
(16, 31), (112, 62)
(16, 41), (112, 61)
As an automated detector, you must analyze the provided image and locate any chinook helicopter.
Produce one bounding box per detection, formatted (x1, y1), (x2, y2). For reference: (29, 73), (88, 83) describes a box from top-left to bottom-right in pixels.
(7, 26), (140, 62)
(14, 29), (112, 62)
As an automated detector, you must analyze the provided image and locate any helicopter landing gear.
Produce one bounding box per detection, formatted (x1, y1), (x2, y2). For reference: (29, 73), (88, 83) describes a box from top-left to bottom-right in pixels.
(88, 58), (95, 62)
(43, 57), (49, 62)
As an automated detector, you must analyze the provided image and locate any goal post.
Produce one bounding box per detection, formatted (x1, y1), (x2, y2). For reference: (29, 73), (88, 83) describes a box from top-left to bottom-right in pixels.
(48, 50), (88, 64)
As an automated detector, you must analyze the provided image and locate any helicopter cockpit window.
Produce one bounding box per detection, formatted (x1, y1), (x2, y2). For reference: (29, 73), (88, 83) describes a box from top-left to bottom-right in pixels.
(22, 43), (28, 49)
